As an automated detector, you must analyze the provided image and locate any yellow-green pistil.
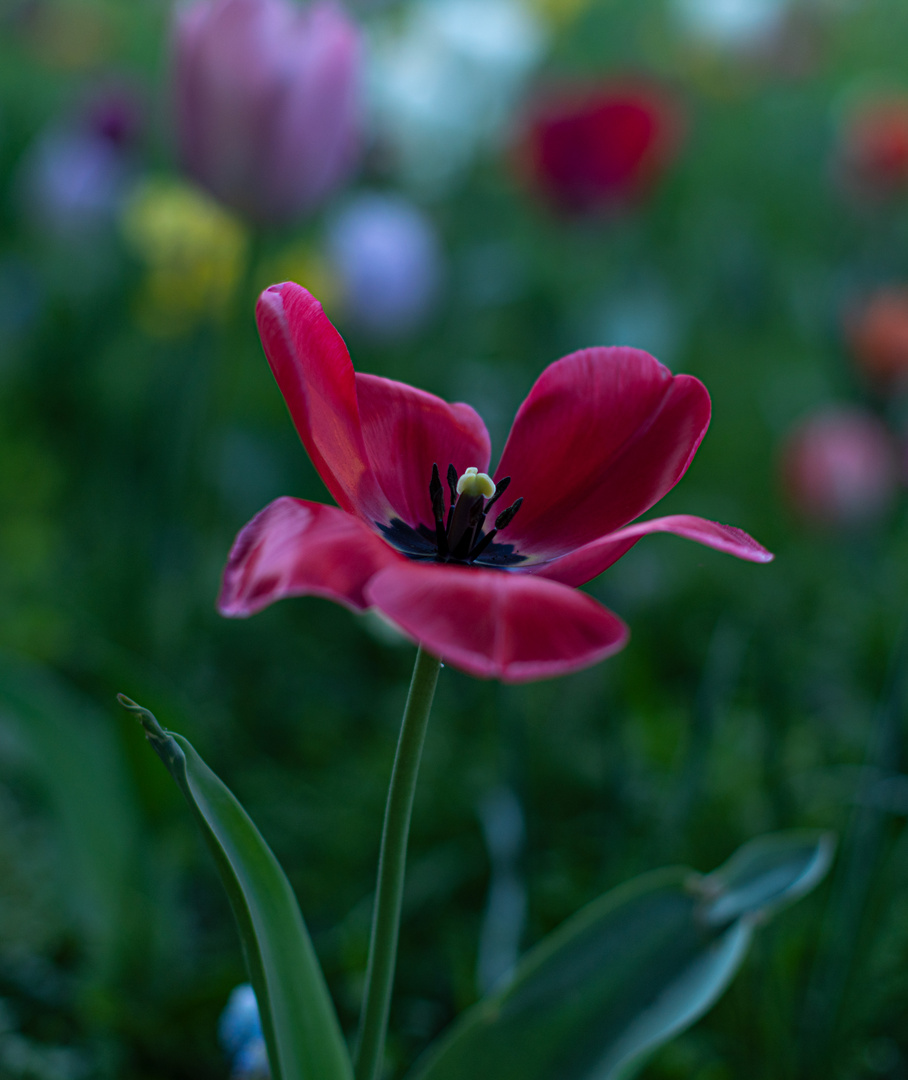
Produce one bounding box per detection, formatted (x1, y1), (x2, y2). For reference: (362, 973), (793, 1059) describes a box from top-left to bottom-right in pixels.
(429, 463), (523, 564)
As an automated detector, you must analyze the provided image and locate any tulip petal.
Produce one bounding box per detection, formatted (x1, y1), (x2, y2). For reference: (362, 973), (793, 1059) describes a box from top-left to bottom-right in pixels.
(494, 347), (711, 558)
(356, 373), (492, 530)
(529, 515), (774, 588)
(256, 283), (390, 521)
(218, 497), (400, 616)
(366, 564), (629, 683)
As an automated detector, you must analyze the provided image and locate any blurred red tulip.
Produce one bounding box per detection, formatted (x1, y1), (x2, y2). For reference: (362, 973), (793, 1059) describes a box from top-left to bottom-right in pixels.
(846, 288), (908, 387)
(173, 0), (361, 225)
(517, 80), (683, 214)
(837, 95), (908, 198)
(781, 408), (899, 527)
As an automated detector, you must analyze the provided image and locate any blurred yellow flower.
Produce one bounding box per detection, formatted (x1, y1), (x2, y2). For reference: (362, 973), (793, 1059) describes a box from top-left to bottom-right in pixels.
(120, 177), (247, 337)
(259, 240), (340, 314)
(527, 0), (597, 29)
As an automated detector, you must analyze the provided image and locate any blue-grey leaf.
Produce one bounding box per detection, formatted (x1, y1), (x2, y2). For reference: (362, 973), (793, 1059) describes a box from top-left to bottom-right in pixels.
(699, 829), (836, 926)
(408, 830), (833, 1080)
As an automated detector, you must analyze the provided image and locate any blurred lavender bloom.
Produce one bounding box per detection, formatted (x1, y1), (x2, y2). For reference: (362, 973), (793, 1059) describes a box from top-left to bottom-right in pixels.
(218, 984), (270, 1079)
(325, 192), (443, 338)
(16, 127), (129, 238)
(173, 0), (362, 225)
(15, 83), (143, 241)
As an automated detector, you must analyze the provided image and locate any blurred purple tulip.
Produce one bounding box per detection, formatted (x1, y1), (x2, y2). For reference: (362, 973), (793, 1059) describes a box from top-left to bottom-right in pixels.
(173, 0), (362, 225)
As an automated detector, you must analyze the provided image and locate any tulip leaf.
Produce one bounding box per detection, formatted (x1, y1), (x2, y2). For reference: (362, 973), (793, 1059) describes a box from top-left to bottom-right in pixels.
(0, 652), (141, 979)
(120, 696), (353, 1080)
(407, 830), (834, 1080)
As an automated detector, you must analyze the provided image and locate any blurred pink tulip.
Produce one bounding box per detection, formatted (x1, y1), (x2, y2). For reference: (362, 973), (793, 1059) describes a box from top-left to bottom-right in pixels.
(173, 0), (362, 225)
(781, 408), (899, 527)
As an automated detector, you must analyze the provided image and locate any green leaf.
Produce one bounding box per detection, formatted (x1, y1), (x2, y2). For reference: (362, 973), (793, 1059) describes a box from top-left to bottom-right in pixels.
(407, 830), (835, 1080)
(119, 696), (353, 1080)
(0, 652), (141, 978)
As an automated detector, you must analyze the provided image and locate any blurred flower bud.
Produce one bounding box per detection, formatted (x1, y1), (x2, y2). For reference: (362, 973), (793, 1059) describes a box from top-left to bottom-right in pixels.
(218, 984), (269, 1079)
(325, 192), (443, 338)
(836, 94), (908, 199)
(84, 83), (145, 150)
(516, 80), (683, 215)
(781, 408), (899, 527)
(172, 0), (362, 225)
(846, 288), (908, 389)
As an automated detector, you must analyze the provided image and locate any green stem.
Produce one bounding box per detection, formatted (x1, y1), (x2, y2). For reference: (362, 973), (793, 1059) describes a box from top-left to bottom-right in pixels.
(354, 646), (442, 1080)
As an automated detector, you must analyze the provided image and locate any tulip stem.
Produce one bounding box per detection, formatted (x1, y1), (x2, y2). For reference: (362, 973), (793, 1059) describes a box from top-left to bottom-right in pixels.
(354, 645), (442, 1080)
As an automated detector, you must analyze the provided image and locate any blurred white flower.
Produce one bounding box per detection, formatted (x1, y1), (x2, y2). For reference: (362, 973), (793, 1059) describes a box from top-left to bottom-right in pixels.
(325, 191), (443, 338)
(369, 0), (547, 191)
(672, 0), (789, 50)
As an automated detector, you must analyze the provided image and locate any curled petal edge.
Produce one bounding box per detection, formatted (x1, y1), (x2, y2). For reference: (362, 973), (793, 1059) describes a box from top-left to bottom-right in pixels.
(528, 514), (774, 588)
(218, 497), (402, 616)
(256, 284), (390, 522)
(365, 563), (629, 683)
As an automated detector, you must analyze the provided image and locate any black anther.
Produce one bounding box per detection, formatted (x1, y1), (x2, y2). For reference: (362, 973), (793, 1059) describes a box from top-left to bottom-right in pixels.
(494, 497), (523, 531)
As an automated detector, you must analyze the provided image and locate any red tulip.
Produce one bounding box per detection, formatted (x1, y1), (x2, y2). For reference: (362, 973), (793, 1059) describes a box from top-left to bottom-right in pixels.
(518, 80), (683, 214)
(173, 0), (361, 224)
(846, 288), (908, 387)
(219, 283), (771, 681)
(837, 95), (908, 198)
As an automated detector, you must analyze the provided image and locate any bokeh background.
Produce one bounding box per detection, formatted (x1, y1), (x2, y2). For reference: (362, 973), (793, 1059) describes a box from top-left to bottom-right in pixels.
(2, 0), (908, 1077)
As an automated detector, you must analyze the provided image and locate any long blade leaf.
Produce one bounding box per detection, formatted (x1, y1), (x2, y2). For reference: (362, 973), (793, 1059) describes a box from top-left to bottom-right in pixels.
(120, 696), (353, 1080)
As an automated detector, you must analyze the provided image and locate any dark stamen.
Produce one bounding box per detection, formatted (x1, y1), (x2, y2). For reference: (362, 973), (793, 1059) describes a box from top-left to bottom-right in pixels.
(484, 475), (511, 514)
(429, 463), (445, 521)
(468, 528), (497, 561)
(429, 464), (448, 557)
(495, 497), (523, 531)
(450, 496), (485, 561)
(446, 463), (458, 530)
(426, 464), (522, 567)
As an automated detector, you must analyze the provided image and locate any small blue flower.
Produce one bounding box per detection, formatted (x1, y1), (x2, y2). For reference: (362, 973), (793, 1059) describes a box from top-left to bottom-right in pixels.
(218, 984), (268, 1076)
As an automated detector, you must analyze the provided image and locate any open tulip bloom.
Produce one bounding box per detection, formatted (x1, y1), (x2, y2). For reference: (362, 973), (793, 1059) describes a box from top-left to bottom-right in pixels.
(122, 282), (831, 1080)
(219, 281), (772, 682)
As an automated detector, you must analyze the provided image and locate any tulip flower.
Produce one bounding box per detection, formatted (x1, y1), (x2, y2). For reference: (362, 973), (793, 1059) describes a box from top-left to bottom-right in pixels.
(836, 95), (908, 199)
(219, 283), (771, 681)
(172, 0), (361, 225)
(518, 80), (683, 215)
(781, 408), (898, 527)
(846, 288), (908, 387)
